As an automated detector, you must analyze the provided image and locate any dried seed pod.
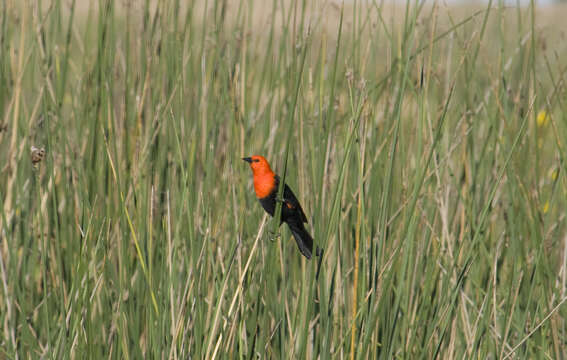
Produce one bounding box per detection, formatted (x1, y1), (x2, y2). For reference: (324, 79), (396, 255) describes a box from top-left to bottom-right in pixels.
(31, 146), (45, 167)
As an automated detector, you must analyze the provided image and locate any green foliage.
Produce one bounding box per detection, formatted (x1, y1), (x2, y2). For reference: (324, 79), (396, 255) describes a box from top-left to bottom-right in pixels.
(1, 0), (566, 358)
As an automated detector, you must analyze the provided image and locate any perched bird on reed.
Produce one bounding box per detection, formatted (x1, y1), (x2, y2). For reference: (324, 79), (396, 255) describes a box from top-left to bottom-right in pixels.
(243, 155), (313, 259)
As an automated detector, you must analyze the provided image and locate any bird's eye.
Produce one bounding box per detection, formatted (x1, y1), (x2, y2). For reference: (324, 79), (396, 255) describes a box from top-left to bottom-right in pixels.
(253, 159), (260, 162)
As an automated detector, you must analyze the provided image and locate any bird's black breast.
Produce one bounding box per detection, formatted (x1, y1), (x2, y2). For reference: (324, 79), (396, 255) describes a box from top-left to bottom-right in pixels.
(258, 192), (277, 217)
(257, 176), (308, 224)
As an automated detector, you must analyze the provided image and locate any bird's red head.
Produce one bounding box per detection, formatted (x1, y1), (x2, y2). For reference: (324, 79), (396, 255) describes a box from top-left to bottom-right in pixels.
(242, 155), (274, 176)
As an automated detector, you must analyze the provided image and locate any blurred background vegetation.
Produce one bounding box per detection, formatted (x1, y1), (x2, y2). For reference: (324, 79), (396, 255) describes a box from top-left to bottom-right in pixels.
(1, 0), (567, 358)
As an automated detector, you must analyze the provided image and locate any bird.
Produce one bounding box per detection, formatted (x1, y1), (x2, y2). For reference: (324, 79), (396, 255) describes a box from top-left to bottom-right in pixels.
(243, 155), (313, 259)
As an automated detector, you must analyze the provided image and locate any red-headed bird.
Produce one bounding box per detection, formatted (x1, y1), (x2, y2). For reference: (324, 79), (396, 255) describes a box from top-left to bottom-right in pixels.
(243, 155), (313, 259)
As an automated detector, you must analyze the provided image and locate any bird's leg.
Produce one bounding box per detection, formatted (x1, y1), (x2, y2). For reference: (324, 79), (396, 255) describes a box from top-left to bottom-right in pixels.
(275, 196), (285, 204)
(267, 229), (281, 242)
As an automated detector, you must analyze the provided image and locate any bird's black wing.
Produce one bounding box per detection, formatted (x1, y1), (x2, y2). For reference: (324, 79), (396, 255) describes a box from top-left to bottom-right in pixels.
(275, 175), (308, 223)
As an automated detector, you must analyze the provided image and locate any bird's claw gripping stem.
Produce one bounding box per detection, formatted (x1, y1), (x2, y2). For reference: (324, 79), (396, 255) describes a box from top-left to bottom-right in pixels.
(275, 196), (285, 203)
(267, 230), (280, 242)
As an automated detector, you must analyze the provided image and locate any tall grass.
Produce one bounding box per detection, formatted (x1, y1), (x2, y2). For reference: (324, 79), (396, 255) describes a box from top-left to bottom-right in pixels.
(1, 0), (566, 358)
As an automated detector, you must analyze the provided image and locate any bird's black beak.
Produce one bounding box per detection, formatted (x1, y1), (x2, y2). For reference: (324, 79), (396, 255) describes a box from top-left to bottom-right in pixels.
(242, 157), (252, 163)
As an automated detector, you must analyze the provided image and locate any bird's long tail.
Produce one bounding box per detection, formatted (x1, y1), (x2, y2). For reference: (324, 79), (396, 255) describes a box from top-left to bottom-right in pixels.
(287, 220), (313, 259)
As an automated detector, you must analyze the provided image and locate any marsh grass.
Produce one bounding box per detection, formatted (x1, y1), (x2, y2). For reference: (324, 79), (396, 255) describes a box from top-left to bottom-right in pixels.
(1, 0), (567, 358)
